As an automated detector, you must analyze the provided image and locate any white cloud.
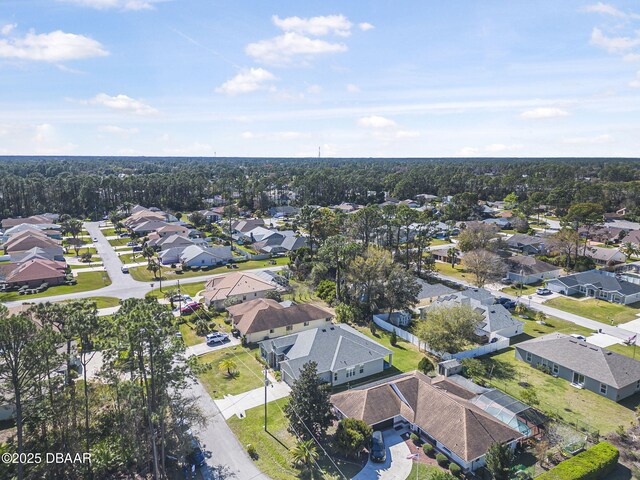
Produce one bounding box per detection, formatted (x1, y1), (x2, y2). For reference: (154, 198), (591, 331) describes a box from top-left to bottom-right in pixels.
(1, 24), (16, 36)
(357, 115), (397, 128)
(520, 107), (570, 119)
(458, 147), (480, 156)
(245, 32), (347, 65)
(216, 68), (276, 95)
(0, 29), (108, 62)
(88, 93), (158, 115)
(346, 83), (360, 93)
(590, 27), (640, 53)
(57, 0), (158, 11)
(624, 53), (640, 62)
(583, 2), (626, 17)
(98, 125), (139, 135)
(564, 134), (613, 144)
(629, 71), (640, 88)
(307, 84), (322, 94)
(395, 130), (420, 139)
(272, 14), (352, 37)
(358, 22), (375, 31)
(32, 123), (54, 143)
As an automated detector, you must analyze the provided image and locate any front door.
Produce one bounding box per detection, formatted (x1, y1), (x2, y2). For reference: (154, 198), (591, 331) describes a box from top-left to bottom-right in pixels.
(573, 371), (585, 386)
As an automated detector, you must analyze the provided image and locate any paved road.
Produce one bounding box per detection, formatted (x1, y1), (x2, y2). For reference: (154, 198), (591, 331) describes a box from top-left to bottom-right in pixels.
(186, 376), (271, 480)
(433, 271), (639, 345)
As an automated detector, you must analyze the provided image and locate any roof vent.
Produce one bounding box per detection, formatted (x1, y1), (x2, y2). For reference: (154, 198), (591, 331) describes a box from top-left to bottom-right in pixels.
(321, 329), (326, 332)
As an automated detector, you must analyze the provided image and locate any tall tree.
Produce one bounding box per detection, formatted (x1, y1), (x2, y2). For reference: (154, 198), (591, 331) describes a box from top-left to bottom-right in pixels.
(485, 442), (514, 480)
(462, 249), (507, 287)
(414, 304), (483, 354)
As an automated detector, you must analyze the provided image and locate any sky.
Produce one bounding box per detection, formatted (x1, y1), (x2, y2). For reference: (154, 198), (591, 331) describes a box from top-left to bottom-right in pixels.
(1, 0), (640, 157)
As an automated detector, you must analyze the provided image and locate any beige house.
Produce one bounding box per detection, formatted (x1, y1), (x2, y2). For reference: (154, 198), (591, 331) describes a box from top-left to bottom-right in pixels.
(228, 298), (333, 343)
(201, 271), (277, 310)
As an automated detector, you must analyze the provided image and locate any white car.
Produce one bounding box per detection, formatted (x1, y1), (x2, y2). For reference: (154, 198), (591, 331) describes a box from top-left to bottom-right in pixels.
(206, 332), (229, 345)
(92, 237), (98, 242)
(570, 334), (586, 341)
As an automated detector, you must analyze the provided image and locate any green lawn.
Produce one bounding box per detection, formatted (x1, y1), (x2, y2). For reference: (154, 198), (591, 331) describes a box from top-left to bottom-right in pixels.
(476, 348), (639, 435)
(227, 398), (363, 480)
(119, 252), (144, 264)
(179, 314), (230, 346)
(179, 322), (205, 346)
(61, 296), (121, 309)
(0, 271), (112, 301)
(429, 238), (452, 246)
(355, 325), (425, 374)
(130, 257), (290, 282)
(434, 261), (471, 282)
(195, 346), (265, 398)
(99, 227), (120, 237)
(544, 297), (640, 325)
(282, 280), (321, 303)
(501, 282), (541, 297)
(406, 463), (441, 480)
(65, 247), (98, 257)
(146, 281), (208, 299)
(108, 237), (132, 247)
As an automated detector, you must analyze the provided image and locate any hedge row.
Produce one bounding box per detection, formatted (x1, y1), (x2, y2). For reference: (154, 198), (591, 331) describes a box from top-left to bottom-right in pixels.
(536, 442), (619, 480)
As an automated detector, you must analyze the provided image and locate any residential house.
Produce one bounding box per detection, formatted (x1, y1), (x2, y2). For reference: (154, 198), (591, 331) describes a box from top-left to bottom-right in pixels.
(131, 220), (170, 236)
(625, 230), (640, 247)
(156, 224), (189, 238)
(424, 288), (524, 340)
(515, 333), (640, 401)
(202, 271), (279, 309)
(4, 231), (64, 259)
(197, 209), (223, 223)
(330, 371), (522, 472)
(483, 218), (512, 230)
(546, 269), (640, 305)
(373, 311), (412, 327)
(252, 230), (307, 255)
(149, 234), (196, 251)
(505, 255), (563, 285)
(505, 233), (549, 255)
(269, 206), (300, 218)
(179, 245), (233, 268)
(584, 246), (626, 266)
(260, 324), (392, 387)
(416, 282), (457, 305)
(331, 202), (361, 213)
(10, 247), (60, 263)
(0, 259), (67, 288)
(1, 215), (56, 229)
(228, 298), (333, 343)
(232, 218), (265, 234)
(431, 246), (460, 265)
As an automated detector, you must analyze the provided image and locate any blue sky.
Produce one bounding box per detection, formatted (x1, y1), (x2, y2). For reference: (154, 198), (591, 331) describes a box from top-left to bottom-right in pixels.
(1, 0), (639, 157)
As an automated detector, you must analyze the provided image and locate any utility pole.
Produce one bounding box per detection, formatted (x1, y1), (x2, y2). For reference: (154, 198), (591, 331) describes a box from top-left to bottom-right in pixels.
(264, 365), (268, 432)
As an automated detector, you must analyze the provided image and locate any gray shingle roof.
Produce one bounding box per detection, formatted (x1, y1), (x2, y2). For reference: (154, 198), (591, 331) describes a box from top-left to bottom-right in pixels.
(418, 281), (456, 299)
(516, 333), (640, 388)
(506, 255), (561, 275)
(548, 269), (640, 296)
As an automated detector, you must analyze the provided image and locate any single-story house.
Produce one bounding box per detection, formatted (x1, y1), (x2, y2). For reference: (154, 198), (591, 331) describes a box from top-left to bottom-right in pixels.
(584, 246), (626, 266)
(253, 230), (307, 254)
(232, 218), (265, 234)
(483, 218), (512, 229)
(546, 269), (640, 305)
(228, 298), (333, 343)
(268, 206), (300, 217)
(417, 281), (457, 305)
(624, 229), (640, 247)
(149, 233), (196, 251)
(505, 234), (549, 255)
(515, 333), (640, 401)
(260, 324), (392, 387)
(505, 255), (563, 285)
(131, 220), (169, 235)
(1, 215), (56, 229)
(0, 259), (67, 288)
(331, 372), (522, 472)
(197, 209), (223, 223)
(424, 288), (523, 340)
(431, 247), (460, 265)
(179, 245), (233, 268)
(202, 271), (279, 309)
(156, 224), (189, 238)
(9, 247), (61, 263)
(4, 232), (63, 258)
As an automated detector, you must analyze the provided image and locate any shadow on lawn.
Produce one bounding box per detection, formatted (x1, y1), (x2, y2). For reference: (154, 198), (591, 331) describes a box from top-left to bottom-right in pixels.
(483, 353), (518, 382)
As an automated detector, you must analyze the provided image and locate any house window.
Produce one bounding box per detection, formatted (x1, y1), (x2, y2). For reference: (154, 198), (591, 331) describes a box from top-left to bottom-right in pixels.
(600, 384), (608, 395)
(359, 364), (364, 374)
(346, 367), (356, 378)
(636, 380), (640, 390)
(269, 329), (274, 333)
(303, 321), (309, 326)
(334, 372), (338, 381)
(286, 325), (293, 331)
(552, 364), (559, 374)
(243, 295), (246, 300)
(526, 352), (532, 362)
(202, 259), (205, 264)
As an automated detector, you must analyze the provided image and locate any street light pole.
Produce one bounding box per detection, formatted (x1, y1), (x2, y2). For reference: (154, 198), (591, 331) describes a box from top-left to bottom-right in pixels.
(264, 365), (268, 432)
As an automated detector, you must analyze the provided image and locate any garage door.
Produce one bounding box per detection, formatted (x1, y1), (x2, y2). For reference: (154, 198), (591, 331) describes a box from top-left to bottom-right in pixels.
(372, 418), (394, 430)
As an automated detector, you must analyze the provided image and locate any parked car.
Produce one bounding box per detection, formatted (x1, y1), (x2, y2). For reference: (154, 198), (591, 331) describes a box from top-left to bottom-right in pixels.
(132, 246), (143, 252)
(206, 332), (229, 345)
(121, 266), (129, 273)
(501, 277), (513, 285)
(119, 232), (130, 238)
(180, 302), (201, 314)
(92, 237), (98, 242)
(503, 301), (517, 310)
(186, 434), (205, 467)
(495, 297), (511, 305)
(570, 334), (586, 341)
(370, 431), (386, 463)
(536, 287), (551, 295)
(126, 241), (137, 246)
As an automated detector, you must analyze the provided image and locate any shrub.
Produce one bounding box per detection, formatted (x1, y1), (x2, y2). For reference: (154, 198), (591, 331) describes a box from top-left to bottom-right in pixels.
(418, 356), (434, 374)
(536, 441), (619, 480)
(449, 462), (461, 476)
(436, 453), (449, 466)
(422, 443), (434, 456)
(390, 330), (398, 346)
(369, 320), (377, 335)
(247, 444), (258, 459)
(410, 433), (420, 444)
(315, 280), (336, 302)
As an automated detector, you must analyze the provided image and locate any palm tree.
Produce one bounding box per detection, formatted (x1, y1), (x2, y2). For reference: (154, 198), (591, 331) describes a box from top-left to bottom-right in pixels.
(447, 247), (459, 268)
(219, 358), (237, 377)
(620, 242), (639, 260)
(290, 439), (319, 470)
(147, 261), (160, 280)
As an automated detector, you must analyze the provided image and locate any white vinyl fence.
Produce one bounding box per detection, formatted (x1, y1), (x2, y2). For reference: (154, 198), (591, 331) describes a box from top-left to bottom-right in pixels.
(372, 314), (510, 361)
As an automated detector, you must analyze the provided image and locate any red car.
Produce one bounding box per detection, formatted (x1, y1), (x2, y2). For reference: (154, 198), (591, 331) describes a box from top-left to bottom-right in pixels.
(180, 302), (202, 314)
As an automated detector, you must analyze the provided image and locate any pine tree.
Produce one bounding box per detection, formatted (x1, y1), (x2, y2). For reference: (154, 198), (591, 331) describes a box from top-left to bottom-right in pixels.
(485, 441), (514, 480)
(284, 362), (334, 440)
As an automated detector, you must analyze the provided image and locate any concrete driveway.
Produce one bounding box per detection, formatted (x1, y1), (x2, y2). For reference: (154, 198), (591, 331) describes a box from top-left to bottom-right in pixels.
(185, 337), (241, 357)
(215, 378), (290, 419)
(352, 430), (412, 480)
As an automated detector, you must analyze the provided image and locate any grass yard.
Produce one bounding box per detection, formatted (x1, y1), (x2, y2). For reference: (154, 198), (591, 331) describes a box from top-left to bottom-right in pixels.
(65, 247), (98, 257)
(516, 308), (594, 340)
(429, 238), (452, 246)
(544, 297), (640, 325)
(0, 271), (112, 301)
(108, 237), (132, 247)
(119, 252), (145, 264)
(146, 281), (208, 299)
(282, 280), (321, 303)
(130, 257), (290, 282)
(99, 227), (119, 236)
(501, 282), (541, 297)
(476, 348), (639, 434)
(355, 325), (425, 374)
(227, 398), (363, 480)
(406, 463), (441, 480)
(70, 261), (103, 269)
(60, 296), (121, 309)
(434, 261), (471, 282)
(195, 346), (265, 398)
(178, 314), (230, 346)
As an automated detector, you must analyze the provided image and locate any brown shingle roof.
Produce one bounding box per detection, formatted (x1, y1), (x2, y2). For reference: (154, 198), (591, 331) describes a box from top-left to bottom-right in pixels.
(1, 215), (52, 228)
(331, 372), (520, 462)
(202, 272), (276, 303)
(5, 233), (61, 253)
(229, 299), (332, 335)
(1, 259), (66, 284)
